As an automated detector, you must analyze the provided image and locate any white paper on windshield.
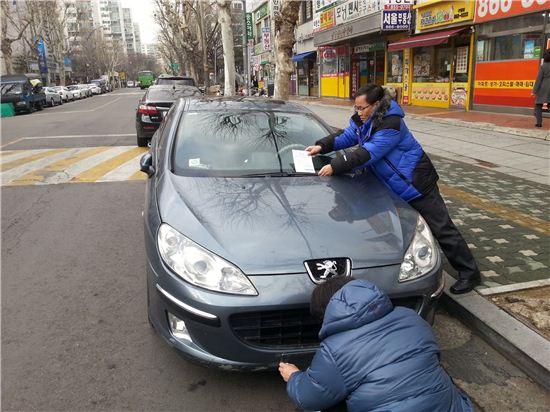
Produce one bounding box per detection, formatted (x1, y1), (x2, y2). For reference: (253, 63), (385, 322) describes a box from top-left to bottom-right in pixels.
(292, 150), (315, 174)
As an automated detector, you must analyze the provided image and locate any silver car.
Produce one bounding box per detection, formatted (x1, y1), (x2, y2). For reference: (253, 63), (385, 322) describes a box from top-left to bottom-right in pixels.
(140, 98), (443, 371)
(43, 87), (63, 106)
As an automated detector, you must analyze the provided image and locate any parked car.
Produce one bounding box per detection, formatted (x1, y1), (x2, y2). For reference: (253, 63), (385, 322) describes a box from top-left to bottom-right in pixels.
(154, 75), (196, 87)
(77, 84), (92, 97)
(87, 83), (102, 94)
(52, 86), (75, 102)
(140, 97), (444, 371)
(127, 80), (135, 87)
(135, 85), (202, 147)
(91, 78), (109, 93)
(67, 85), (82, 99)
(0, 74), (46, 113)
(43, 87), (63, 106)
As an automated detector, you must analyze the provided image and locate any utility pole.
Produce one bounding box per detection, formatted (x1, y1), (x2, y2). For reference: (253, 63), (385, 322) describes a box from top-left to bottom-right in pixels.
(242, 0), (249, 95)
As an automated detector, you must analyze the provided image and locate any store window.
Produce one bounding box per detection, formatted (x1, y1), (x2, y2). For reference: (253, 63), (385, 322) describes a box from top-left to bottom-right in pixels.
(413, 46), (452, 83)
(476, 32), (544, 62)
(321, 47), (338, 77)
(387, 50), (403, 83)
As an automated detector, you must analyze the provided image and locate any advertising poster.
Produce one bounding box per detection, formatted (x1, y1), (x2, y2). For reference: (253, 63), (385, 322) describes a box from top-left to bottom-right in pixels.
(36, 37), (48, 74)
(411, 83), (450, 108)
(451, 83), (468, 108)
(523, 40), (535, 59)
(262, 27), (271, 51)
(402, 49), (410, 104)
(382, 0), (412, 30)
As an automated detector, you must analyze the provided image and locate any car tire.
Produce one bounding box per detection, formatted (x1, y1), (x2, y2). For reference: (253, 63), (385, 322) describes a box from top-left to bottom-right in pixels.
(36, 100), (44, 111)
(137, 135), (148, 147)
(50, 98), (55, 107)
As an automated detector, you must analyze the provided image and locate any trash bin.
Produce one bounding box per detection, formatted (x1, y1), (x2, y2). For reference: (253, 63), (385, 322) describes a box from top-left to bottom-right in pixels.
(267, 84), (274, 97)
(1, 103), (15, 118)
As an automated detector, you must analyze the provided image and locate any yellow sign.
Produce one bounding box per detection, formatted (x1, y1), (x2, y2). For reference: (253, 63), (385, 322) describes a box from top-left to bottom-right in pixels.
(411, 82), (450, 108)
(474, 80), (535, 89)
(416, 1), (474, 31)
(119, 72), (126, 81)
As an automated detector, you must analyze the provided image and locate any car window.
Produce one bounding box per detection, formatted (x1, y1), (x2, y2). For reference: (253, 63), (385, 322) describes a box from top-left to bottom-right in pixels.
(172, 110), (333, 177)
(156, 78), (195, 86)
(146, 87), (201, 102)
(1, 83), (23, 94)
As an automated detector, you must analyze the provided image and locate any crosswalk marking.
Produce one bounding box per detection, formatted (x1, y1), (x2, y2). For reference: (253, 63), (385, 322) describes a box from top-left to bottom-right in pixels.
(0, 146), (148, 186)
(0, 148), (71, 172)
(72, 147), (146, 182)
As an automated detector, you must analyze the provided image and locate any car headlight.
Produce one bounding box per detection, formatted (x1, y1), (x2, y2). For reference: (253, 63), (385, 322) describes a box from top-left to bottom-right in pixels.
(399, 215), (438, 282)
(157, 223), (258, 295)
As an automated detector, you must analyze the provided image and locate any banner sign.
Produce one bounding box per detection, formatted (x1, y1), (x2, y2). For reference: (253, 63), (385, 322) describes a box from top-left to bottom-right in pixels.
(382, 0), (412, 30)
(474, 0), (549, 23)
(255, 3), (268, 20)
(314, 0), (383, 32)
(245, 13), (254, 40)
(262, 27), (271, 51)
(314, 0), (342, 14)
(36, 37), (48, 74)
(416, 0), (474, 31)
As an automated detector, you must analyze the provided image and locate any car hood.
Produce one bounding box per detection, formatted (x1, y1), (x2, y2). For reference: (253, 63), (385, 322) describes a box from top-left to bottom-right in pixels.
(157, 173), (418, 274)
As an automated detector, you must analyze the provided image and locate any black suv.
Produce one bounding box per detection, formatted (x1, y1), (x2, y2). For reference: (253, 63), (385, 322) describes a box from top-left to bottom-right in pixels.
(135, 85), (202, 147)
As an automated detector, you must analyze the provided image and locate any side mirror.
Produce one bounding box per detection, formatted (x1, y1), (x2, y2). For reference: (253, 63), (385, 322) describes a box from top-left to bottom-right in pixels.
(140, 153), (155, 177)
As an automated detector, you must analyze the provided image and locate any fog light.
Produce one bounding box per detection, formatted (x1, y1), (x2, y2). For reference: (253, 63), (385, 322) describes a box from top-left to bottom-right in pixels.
(168, 312), (192, 342)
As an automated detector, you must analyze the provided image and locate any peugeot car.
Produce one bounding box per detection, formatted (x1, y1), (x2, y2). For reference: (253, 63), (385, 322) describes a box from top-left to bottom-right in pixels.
(141, 97), (444, 371)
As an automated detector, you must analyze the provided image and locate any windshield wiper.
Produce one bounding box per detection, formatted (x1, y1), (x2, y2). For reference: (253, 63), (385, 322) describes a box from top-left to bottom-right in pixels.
(237, 172), (316, 178)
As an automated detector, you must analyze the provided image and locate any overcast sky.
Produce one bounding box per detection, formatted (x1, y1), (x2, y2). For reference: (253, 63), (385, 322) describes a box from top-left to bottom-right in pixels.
(121, 0), (159, 44)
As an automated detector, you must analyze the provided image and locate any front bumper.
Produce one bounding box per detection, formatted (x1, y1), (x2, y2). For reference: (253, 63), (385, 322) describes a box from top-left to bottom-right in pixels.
(146, 248), (442, 371)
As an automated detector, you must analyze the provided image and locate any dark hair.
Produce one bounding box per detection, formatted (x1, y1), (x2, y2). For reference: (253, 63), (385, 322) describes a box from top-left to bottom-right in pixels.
(310, 276), (355, 321)
(354, 83), (393, 127)
(544, 49), (550, 63)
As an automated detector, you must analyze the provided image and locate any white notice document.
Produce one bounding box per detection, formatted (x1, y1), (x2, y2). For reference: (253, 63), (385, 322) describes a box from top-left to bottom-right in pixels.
(292, 150), (315, 174)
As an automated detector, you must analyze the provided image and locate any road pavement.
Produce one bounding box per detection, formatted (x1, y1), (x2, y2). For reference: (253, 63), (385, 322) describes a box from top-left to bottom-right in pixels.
(1, 89), (548, 411)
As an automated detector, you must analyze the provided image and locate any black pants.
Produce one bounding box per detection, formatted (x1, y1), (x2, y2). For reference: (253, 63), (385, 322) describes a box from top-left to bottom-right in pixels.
(534, 103), (544, 126)
(409, 185), (480, 281)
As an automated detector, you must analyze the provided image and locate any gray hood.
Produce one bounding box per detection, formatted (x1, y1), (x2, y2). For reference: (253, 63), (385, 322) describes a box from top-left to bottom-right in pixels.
(157, 172), (417, 274)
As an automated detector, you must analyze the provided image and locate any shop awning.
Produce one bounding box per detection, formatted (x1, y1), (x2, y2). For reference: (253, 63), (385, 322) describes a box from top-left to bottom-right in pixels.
(387, 28), (467, 52)
(292, 51), (316, 62)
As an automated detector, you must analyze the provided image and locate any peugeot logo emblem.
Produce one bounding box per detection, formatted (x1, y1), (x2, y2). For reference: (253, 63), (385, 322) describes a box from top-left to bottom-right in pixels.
(316, 260), (338, 279)
(304, 258), (352, 284)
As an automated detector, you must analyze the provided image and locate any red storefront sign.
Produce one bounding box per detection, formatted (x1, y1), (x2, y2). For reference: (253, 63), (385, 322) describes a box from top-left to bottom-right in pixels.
(474, 0), (549, 23)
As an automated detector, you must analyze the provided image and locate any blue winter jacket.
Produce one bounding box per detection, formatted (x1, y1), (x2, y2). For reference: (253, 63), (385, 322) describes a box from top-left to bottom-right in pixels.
(286, 280), (473, 412)
(316, 101), (438, 202)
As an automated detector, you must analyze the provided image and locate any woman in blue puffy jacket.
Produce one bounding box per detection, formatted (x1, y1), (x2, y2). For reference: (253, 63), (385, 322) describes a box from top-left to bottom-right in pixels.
(279, 276), (473, 412)
(305, 84), (480, 295)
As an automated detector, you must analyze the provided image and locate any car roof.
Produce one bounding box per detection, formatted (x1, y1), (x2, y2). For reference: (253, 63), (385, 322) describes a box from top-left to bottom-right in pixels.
(1, 75), (29, 83)
(185, 97), (312, 113)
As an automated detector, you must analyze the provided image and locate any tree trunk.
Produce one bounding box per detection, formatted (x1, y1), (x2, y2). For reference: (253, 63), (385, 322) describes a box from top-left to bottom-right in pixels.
(197, 1), (209, 88)
(1, 40), (13, 74)
(217, 0), (235, 96)
(273, 0), (300, 100)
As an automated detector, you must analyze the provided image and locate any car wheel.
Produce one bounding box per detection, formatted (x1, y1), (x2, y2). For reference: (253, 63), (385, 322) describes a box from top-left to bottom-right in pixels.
(36, 100), (44, 111)
(50, 98), (55, 107)
(27, 102), (35, 114)
(137, 135), (148, 147)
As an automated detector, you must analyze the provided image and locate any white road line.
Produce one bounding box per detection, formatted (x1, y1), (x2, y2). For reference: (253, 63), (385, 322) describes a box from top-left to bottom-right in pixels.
(0, 149), (51, 165)
(42, 146), (134, 184)
(17, 134), (135, 140)
(97, 152), (143, 182)
(478, 279), (550, 296)
(1, 148), (80, 185)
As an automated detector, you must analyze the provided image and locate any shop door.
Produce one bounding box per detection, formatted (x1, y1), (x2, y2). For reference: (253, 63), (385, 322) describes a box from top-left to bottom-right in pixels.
(309, 65), (318, 97)
(338, 57), (350, 98)
(374, 50), (385, 85)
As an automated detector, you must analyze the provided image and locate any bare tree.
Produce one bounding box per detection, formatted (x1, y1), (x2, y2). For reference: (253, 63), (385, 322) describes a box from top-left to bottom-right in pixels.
(216, 0), (235, 95)
(273, 0), (300, 100)
(1, 1), (31, 74)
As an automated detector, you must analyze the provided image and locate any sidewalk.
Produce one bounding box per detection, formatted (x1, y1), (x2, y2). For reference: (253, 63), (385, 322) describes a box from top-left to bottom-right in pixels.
(290, 96), (550, 140)
(293, 97), (550, 391)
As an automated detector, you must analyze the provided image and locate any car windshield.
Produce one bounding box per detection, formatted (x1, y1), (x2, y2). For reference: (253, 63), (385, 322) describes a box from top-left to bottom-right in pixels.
(1, 83), (23, 94)
(172, 110), (334, 177)
(156, 78), (195, 86)
(67, 86), (78, 90)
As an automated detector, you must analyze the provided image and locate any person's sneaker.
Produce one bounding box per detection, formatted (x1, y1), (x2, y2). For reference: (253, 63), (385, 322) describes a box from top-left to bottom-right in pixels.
(450, 276), (481, 295)
(535, 124), (542, 127)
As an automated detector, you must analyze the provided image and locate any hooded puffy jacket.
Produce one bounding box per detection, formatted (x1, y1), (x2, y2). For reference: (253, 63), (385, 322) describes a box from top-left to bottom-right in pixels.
(316, 101), (438, 202)
(286, 280), (473, 412)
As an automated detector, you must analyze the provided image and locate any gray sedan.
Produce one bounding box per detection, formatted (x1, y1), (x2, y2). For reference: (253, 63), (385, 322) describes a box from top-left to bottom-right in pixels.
(140, 97), (443, 371)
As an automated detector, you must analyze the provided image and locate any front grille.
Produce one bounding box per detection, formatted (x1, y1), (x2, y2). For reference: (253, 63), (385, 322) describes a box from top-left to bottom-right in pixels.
(230, 307), (321, 349)
(230, 297), (423, 349)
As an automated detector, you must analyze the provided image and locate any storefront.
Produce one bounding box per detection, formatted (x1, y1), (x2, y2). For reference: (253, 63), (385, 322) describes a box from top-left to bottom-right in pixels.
(313, 0), (387, 99)
(293, 20), (318, 97)
(351, 41), (386, 97)
(387, 0), (476, 109)
(472, 0), (550, 113)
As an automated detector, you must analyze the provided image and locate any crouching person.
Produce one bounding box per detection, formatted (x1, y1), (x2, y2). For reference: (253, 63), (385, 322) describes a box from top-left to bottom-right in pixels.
(279, 277), (473, 412)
